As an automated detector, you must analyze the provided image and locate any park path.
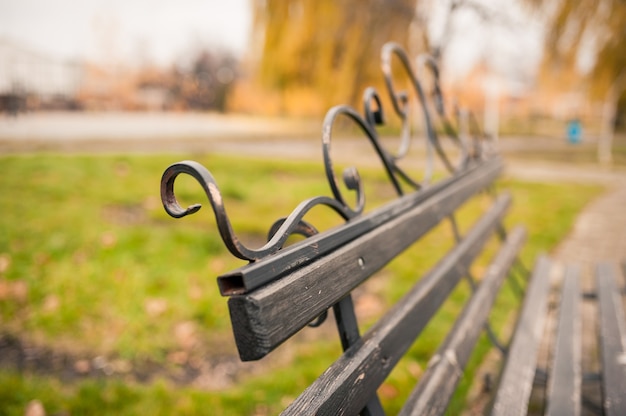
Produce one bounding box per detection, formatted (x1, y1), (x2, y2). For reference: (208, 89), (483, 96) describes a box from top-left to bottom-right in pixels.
(552, 177), (626, 264)
(505, 160), (626, 264)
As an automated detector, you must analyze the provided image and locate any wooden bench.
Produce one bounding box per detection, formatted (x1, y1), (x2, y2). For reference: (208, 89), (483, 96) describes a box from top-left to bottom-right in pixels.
(159, 43), (626, 415)
(494, 258), (626, 416)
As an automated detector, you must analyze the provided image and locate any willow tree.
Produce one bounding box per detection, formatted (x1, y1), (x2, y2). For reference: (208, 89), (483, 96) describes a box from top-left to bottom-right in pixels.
(251, 0), (419, 113)
(530, 0), (626, 164)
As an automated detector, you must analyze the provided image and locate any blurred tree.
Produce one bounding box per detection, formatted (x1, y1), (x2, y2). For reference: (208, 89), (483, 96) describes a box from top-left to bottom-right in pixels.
(529, 0), (626, 164)
(251, 0), (419, 112)
(169, 49), (238, 111)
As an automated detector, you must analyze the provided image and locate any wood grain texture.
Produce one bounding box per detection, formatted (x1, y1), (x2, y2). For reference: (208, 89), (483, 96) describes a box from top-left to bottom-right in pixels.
(546, 265), (581, 416)
(279, 194), (512, 415)
(218, 157), (503, 295)
(227, 173), (509, 361)
(491, 255), (553, 416)
(399, 226), (527, 416)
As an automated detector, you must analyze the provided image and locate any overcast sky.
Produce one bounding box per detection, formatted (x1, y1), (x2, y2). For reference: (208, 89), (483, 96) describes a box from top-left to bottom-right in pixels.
(0, 0), (252, 65)
(0, 0), (545, 86)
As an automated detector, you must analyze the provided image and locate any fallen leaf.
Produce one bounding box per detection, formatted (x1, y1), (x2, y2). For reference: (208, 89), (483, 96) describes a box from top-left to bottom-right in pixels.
(174, 321), (197, 350)
(24, 400), (45, 416)
(0, 253), (10, 273)
(74, 359), (91, 374)
(100, 231), (117, 248)
(144, 298), (168, 317)
(11, 280), (28, 302)
(43, 295), (60, 313)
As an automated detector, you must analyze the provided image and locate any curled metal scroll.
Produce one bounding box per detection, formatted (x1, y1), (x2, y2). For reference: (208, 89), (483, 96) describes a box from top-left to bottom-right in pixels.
(161, 160), (354, 262)
(161, 43), (490, 264)
(415, 53), (470, 173)
(267, 217), (329, 327)
(381, 42), (436, 184)
(320, 43), (449, 211)
(321, 104), (405, 218)
(467, 110), (496, 160)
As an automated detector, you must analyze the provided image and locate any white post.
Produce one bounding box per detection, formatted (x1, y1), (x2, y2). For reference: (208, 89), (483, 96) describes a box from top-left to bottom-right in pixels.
(484, 76), (500, 143)
(598, 71), (626, 166)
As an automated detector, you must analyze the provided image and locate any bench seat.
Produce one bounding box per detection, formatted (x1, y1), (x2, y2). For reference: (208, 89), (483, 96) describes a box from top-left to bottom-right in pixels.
(159, 41), (626, 415)
(493, 258), (626, 415)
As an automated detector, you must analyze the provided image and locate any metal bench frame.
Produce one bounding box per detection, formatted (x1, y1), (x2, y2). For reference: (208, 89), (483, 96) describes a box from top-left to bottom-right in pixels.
(159, 43), (626, 415)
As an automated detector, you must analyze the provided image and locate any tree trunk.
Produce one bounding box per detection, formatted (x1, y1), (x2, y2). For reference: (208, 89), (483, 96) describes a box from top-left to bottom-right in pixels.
(598, 71), (625, 166)
(598, 91), (616, 165)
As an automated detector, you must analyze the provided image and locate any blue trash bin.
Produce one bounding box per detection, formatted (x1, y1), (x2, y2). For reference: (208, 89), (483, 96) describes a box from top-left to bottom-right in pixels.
(566, 119), (582, 144)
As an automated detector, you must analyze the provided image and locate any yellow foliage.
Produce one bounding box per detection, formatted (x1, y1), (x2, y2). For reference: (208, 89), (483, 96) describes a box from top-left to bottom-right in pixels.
(250, 0), (419, 115)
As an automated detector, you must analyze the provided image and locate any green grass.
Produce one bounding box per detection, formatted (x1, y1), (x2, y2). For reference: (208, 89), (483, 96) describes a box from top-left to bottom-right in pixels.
(499, 133), (626, 166)
(0, 153), (604, 415)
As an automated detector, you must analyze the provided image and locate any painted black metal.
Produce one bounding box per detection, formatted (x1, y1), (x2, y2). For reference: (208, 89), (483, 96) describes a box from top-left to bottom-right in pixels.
(280, 194), (512, 415)
(267, 177), (385, 416)
(218, 157), (502, 296)
(332, 294), (385, 416)
(269, 201), (386, 415)
(159, 41), (512, 415)
(415, 53), (469, 173)
(534, 368), (549, 386)
(161, 161), (353, 262)
(582, 396), (604, 414)
(160, 41), (492, 265)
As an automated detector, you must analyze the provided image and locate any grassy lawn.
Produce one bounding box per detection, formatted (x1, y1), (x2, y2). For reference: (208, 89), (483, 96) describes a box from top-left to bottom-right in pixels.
(0, 153), (604, 415)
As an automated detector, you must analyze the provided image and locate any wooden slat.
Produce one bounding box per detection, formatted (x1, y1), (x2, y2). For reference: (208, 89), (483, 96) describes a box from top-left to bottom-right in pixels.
(279, 194), (511, 415)
(228, 170), (511, 361)
(399, 226), (527, 416)
(332, 295), (386, 416)
(546, 265), (581, 416)
(596, 262), (626, 416)
(218, 157), (503, 295)
(491, 255), (553, 416)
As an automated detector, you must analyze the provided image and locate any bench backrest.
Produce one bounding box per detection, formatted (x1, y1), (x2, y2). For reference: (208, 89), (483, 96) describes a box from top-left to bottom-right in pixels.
(160, 43), (525, 415)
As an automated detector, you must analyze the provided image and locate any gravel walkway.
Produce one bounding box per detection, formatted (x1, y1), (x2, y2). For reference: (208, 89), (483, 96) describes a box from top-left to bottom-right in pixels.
(553, 179), (626, 265)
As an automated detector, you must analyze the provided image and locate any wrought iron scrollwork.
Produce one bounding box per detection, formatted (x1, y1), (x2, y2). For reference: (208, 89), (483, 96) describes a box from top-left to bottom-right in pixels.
(161, 160), (353, 262)
(416, 52), (471, 172)
(381, 42), (436, 185)
(160, 42), (489, 264)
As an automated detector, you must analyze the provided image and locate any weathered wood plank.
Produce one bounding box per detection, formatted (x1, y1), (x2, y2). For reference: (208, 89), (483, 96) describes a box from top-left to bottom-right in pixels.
(332, 295), (385, 416)
(218, 157), (503, 295)
(279, 194), (512, 415)
(491, 255), (553, 416)
(399, 226), (527, 416)
(229, 192), (511, 362)
(596, 262), (626, 416)
(546, 265), (581, 416)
